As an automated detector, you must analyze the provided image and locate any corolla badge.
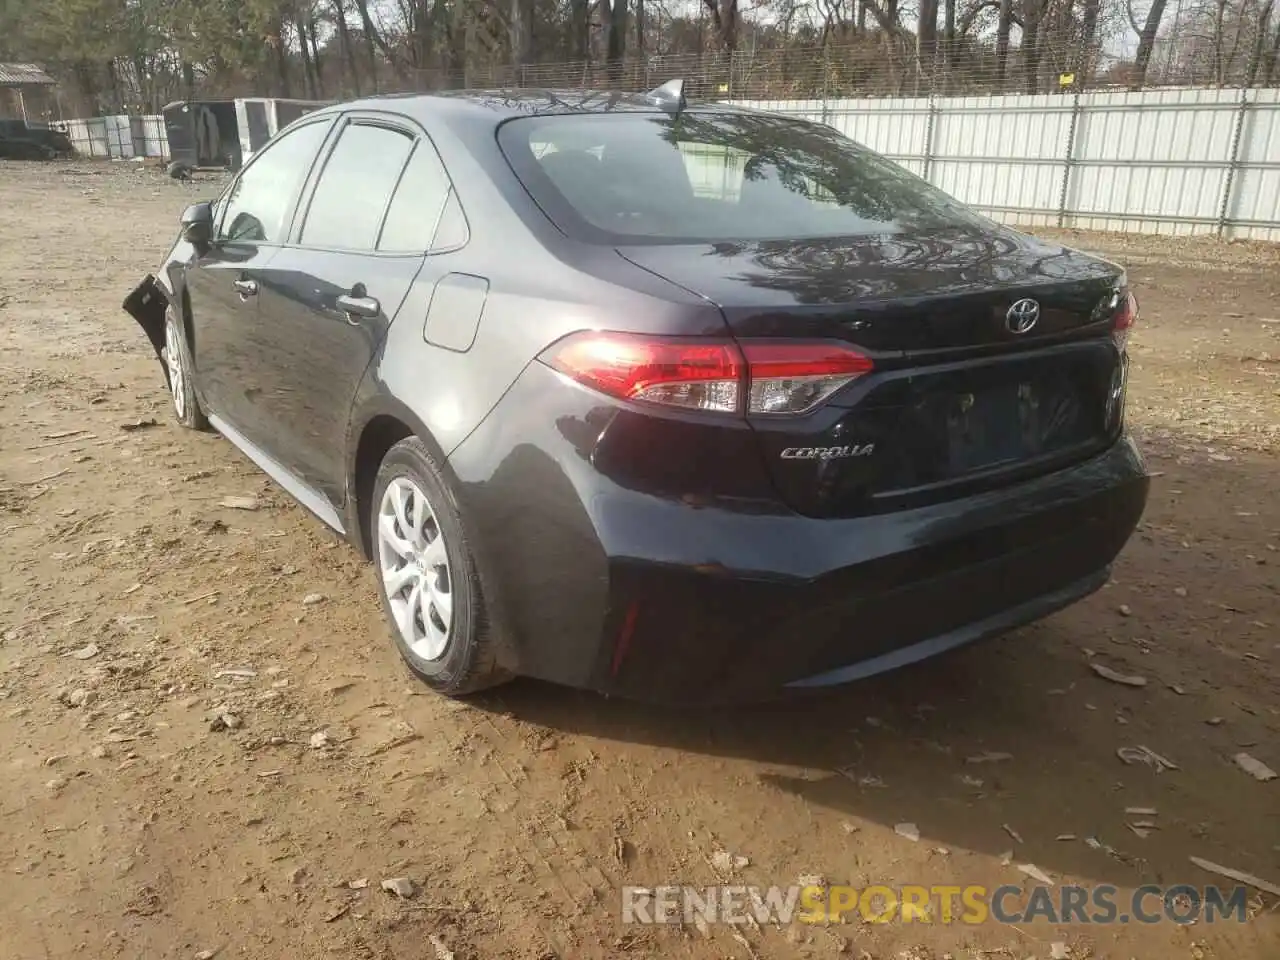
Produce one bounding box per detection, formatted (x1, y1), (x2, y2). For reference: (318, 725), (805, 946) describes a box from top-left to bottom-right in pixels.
(1006, 298), (1041, 334)
(780, 444), (875, 460)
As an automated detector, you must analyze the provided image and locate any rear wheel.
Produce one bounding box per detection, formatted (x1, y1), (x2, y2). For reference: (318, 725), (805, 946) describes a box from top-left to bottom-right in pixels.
(163, 306), (208, 430)
(371, 436), (508, 696)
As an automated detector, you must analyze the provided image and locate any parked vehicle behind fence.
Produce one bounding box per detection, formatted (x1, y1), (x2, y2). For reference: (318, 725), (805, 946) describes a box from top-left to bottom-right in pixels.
(0, 118), (72, 159)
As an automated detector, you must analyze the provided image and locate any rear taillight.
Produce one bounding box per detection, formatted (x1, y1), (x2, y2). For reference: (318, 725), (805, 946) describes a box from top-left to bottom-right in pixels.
(740, 342), (875, 415)
(540, 333), (873, 416)
(1111, 284), (1138, 353)
(541, 332), (743, 413)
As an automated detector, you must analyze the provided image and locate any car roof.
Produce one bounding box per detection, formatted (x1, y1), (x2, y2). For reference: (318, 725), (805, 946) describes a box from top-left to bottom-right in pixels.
(310, 88), (762, 128)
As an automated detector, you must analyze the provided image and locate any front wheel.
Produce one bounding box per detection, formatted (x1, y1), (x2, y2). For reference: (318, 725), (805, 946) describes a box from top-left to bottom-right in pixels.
(163, 306), (208, 430)
(371, 436), (509, 696)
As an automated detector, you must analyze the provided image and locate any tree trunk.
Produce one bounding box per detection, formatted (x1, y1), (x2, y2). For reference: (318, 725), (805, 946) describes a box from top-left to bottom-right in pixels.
(701, 0), (738, 52)
(1078, 0), (1100, 79)
(569, 0), (590, 60)
(884, 0), (901, 92)
(296, 17), (316, 97)
(132, 54), (150, 110)
(107, 59), (124, 113)
(1244, 0), (1275, 84)
(1022, 0), (1042, 94)
(636, 0), (645, 57)
(272, 23), (293, 98)
(307, 15), (324, 95)
(72, 61), (99, 114)
(606, 0), (627, 78)
(445, 0), (468, 89)
(1130, 0), (1168, 90)
(509, 0), (531, 68)
(276, 45), (292, 98)
(917, 0), (938, 83)
(1212, 0), (1229, 85)
(1265, 20), (1280, 83)
(332, 0), (361, 95)
(995, 0), (1012, 89)
(409, 0), (431, 69)
(942, 0), (955, 92)
(353, 0), (387, 89)
(126, 55), (142, 111)
(722, 0), (738, 51)
(509, 0), (523, 70)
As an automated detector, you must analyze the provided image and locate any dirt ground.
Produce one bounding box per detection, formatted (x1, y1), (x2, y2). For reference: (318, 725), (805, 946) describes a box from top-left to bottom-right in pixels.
(0, 159), (1277, 960)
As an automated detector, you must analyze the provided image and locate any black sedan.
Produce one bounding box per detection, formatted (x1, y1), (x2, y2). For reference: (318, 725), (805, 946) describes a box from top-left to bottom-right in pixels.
(123, 82), (1148, 703)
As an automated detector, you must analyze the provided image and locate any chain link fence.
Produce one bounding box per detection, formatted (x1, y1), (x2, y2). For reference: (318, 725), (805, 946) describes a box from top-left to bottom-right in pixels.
(50, 34), (1280, 238)
(380, 37), (1280, 240)
(395, 37), (1280, 100)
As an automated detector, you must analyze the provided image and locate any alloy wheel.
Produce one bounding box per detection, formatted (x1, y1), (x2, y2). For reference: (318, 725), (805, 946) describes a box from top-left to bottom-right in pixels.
(376, 475), (453, 661)
(164, 315), (186, 420)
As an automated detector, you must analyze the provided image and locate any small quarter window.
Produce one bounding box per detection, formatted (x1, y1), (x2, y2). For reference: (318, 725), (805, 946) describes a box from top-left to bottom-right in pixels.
(378, 141), (454, 253)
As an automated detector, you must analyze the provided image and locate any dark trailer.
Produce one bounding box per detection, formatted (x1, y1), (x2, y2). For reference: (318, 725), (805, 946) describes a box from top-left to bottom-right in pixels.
(162, 97), (330, 170)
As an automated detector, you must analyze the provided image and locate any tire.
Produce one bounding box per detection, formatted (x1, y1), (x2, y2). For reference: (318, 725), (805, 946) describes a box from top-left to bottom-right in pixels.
(371, 436), (509, 696)
(163, 305), (208, 430)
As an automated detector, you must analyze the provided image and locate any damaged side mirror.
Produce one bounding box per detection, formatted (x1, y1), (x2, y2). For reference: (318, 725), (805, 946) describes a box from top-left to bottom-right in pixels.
(180, 202), (214, 251)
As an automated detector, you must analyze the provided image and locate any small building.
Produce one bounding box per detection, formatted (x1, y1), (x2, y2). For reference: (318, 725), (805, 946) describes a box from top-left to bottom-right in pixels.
(0, 62), (57, 121)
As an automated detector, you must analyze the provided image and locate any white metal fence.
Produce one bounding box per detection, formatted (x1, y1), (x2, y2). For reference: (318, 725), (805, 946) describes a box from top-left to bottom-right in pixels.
(58, 87), (1280, 241)
(63, 114), (168, 160)
(739, 87), (1280, 242)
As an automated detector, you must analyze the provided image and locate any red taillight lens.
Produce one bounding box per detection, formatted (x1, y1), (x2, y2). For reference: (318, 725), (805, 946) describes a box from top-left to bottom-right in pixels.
(1112, 287), (1138, 352)
(541, 332), (743, 413)
(541, 333), (874, 416)
(741, 341), (875, 415)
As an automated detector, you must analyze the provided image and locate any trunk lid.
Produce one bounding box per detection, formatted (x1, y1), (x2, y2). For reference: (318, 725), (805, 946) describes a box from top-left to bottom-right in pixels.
(618, 228), (1128, 518)
(617, 227), (1122, 358)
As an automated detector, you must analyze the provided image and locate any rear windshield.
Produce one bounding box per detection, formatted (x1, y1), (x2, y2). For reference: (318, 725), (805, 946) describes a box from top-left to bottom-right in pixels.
(498, 111), (989, 244)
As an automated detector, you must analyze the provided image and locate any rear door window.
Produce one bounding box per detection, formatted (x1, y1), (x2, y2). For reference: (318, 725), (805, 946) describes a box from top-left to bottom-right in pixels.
(300, 122), (414, 251)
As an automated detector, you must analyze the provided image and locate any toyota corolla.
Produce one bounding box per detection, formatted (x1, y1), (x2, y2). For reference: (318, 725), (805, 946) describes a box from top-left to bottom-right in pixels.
(122, 83), (1149, 703)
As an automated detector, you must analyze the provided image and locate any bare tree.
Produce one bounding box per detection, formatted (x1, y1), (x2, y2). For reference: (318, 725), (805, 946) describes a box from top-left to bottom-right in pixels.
(1265, 7), (1280, 79)
(917, 0), (939, 74)
(701, 0), (740, 51)
(1022, 0), (1047, 92)
(1129, 0), (1171, 88)
(995, 0), (1014, 86)
(1246, 0), (1277, 82)
(331, 0), (361, 94)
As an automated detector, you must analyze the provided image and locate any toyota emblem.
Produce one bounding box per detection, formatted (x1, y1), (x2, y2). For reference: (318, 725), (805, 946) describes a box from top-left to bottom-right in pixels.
(1006, 298), (1041, 334)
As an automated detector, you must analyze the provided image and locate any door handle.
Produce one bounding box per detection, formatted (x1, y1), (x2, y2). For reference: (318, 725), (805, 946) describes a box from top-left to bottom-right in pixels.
(336, 293), (380, 321)
(233, 278), (258, 299)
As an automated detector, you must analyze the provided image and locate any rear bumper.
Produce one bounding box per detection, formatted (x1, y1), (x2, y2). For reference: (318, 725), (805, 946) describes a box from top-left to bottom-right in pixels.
(784, 566), (1109, 688)
(587, 437), (1146, 703)
(451, 368), (1148, 703)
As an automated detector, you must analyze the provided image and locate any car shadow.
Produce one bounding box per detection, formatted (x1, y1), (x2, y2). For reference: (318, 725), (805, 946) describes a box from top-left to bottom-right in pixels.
(467, 444), (1279, 897)
(474, 618), (1274, 892)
